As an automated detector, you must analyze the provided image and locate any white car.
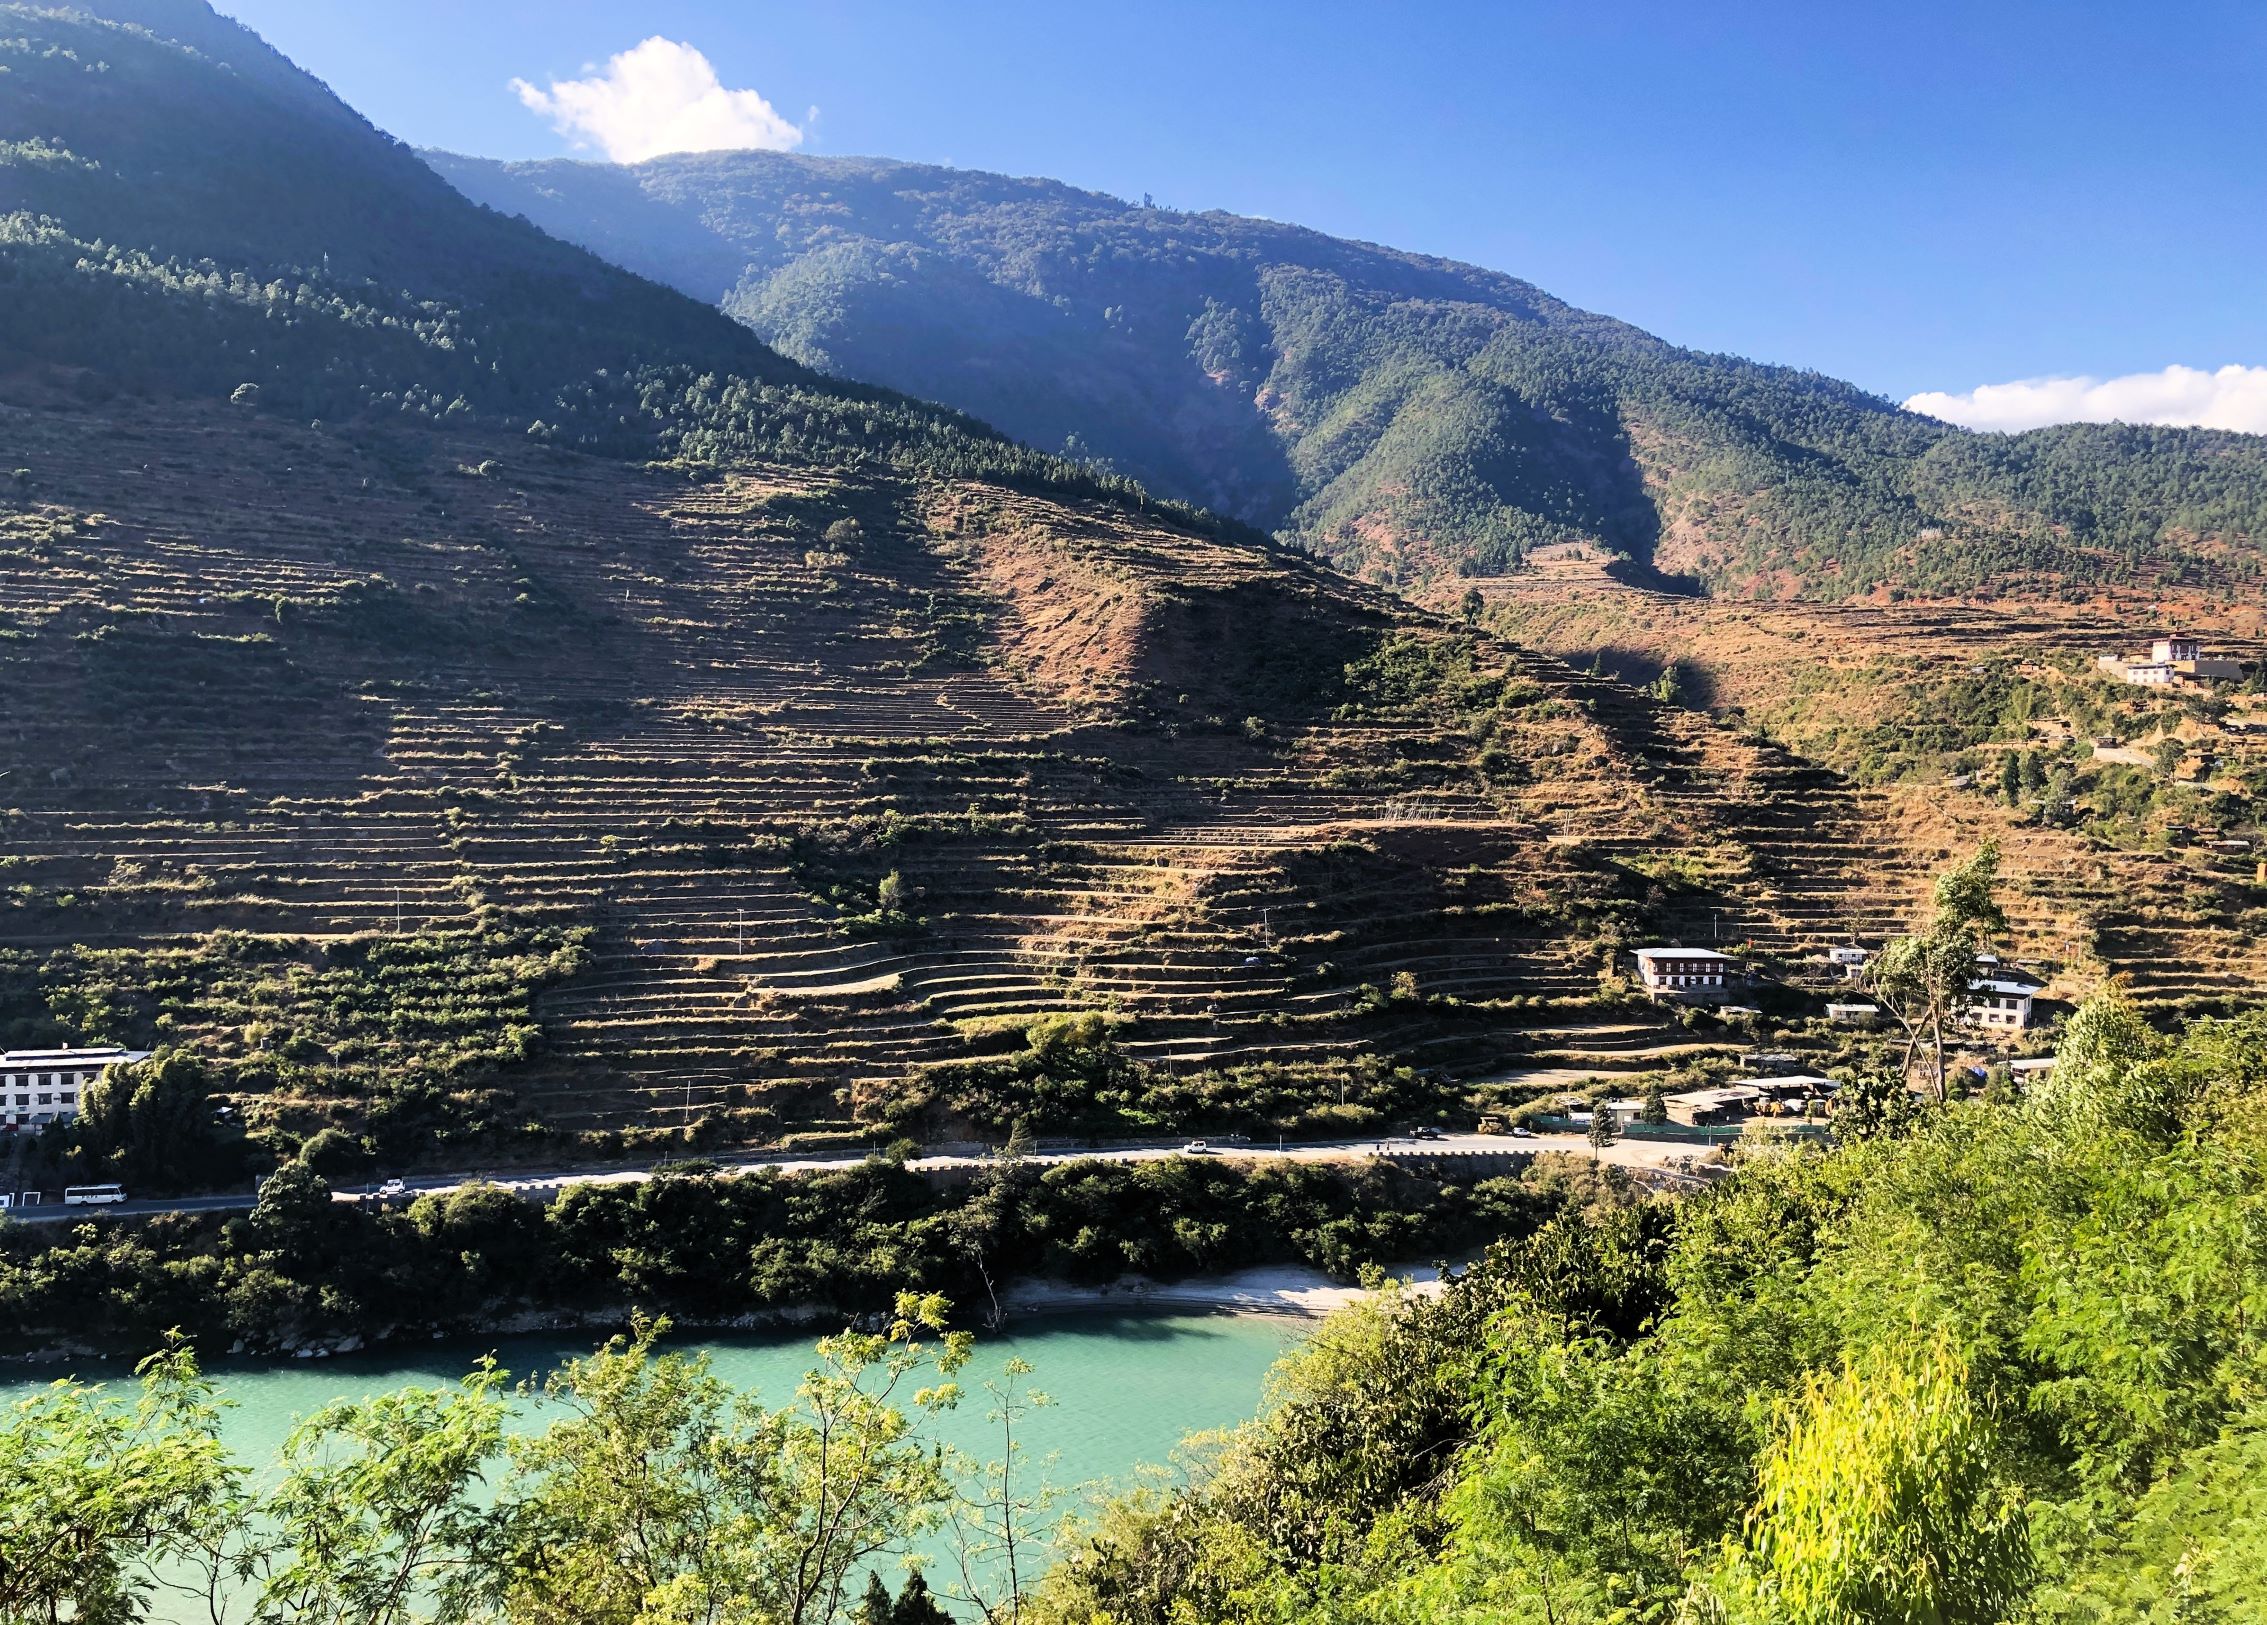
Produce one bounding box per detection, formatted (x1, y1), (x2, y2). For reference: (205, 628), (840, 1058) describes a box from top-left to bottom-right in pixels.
(1181, 1140), (1210, 1154)
(378, 1178), (408, 1199)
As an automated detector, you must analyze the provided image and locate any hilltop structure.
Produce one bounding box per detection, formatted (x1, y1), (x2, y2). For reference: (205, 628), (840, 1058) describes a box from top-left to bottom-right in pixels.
(2098, 633), (2245, 688)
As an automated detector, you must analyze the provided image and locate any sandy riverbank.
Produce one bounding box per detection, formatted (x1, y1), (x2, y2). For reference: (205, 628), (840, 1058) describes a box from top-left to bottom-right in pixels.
(1000, 1262), (1447, 1320)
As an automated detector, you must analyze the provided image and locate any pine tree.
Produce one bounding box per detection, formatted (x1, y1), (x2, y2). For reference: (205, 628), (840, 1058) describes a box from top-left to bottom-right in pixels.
(857, 1572), (894, 1625)
(891, 1571), (953, 1625)
(1587, 1109), (1620, 1157)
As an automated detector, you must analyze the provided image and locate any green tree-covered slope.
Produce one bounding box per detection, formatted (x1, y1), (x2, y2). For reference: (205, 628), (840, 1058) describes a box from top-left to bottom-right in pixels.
(0, 0), (1237, 534)
(1031, 992), (2267, 1622)
(432, 147), (2267, 599)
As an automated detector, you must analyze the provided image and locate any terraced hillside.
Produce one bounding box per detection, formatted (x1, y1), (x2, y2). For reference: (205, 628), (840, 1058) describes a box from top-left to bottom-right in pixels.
(1476, 554), (2267, 1016)
(5, 390), (2100, 1164)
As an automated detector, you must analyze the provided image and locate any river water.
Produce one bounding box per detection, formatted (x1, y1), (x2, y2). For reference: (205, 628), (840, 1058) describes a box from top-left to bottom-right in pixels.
(3, 1311), (1302, 1611)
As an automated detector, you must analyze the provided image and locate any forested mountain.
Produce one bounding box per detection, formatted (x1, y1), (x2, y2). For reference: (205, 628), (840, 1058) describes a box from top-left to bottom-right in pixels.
(0, 0), (1233, 531)
(432, 148), (2267, 599)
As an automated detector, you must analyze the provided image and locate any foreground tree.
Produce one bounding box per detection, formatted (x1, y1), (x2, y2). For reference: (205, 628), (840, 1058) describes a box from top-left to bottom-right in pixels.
(1867, 843), (2008, 1103)
(249, 1366), (509, 1624)
(0, 1340), (241, 1624)
(0, 1300), (1018, 1625)
(938, 1355), (1061, 1622)
(496, 1298), (971, 1625)
(1709, 1338), (2031, 1625)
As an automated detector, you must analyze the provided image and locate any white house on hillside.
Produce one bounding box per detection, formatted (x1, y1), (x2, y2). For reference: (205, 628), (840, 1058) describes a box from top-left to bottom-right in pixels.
(1963, 974), (2042, 1032)
(1, 1046), (151, 1129)
(1826, 945), (1871, 979)
(1634, 947), (1736, 1002)
(2098, 633), (2245, 689)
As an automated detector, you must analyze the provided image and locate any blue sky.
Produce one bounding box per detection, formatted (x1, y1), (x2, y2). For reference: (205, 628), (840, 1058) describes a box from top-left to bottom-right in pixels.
(218, 0), (2267, 422)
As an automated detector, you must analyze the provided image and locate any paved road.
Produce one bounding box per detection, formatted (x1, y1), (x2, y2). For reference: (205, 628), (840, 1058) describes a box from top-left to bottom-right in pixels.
(0, 1130), (1718, 1225)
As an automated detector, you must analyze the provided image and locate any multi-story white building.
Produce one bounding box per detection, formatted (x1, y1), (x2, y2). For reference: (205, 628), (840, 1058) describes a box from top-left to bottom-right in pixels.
(2097, 633), (2245, 688)
(1963, 975), (2041, 1032)
(0, 1046), (151, 1129)
(1633, 947), (1737, 1002)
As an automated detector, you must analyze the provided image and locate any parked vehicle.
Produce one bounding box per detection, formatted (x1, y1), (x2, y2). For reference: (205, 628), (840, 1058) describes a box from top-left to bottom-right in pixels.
(1509, 1126), (1534, 1138)
(378, 1178), (408, 1199)
(63, 1183), (127, 1205)
(1181, 1140), (1210, 1154)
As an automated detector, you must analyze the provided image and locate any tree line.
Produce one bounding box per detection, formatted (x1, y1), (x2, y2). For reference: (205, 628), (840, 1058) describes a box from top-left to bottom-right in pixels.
(0, 1150), (1602, 1357)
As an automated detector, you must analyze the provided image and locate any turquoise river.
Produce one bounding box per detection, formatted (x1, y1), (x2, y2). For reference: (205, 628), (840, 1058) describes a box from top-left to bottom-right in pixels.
(3, 1311), (1305, 1611)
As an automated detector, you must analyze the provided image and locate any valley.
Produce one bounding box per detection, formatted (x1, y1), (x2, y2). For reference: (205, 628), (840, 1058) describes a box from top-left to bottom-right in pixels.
(6, 4), (2267, 1619)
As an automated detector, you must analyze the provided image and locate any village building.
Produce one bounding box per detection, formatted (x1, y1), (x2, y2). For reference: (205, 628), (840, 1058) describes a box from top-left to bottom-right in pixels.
(2008, 1057), (2056, 1084)
(1826, 945), (1871, 980)
(0, 1046), (151, 1129)
(2097, 633), (2245, 689)
(1650, 1078), (1840, 1128)
(1826, 1001), (1881, 1025)
(1963, 972), (2042, 1032)
(1633, 947), (1737, 1002)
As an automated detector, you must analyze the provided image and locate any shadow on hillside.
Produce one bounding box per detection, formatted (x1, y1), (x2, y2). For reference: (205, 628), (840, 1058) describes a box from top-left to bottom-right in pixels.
(1603, 553), (1708, 596)
(1584, 646), (1722, 708)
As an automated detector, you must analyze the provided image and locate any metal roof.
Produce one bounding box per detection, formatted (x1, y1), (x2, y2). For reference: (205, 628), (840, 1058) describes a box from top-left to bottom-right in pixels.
(0, 1046), (151, 1067)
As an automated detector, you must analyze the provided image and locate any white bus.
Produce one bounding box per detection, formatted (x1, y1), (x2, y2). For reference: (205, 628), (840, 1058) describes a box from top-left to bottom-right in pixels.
(62, 1184), (127, 1206)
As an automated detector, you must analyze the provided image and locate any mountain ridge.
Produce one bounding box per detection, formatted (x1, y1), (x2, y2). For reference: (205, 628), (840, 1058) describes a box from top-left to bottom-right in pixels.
(431, 146), (2267, 600)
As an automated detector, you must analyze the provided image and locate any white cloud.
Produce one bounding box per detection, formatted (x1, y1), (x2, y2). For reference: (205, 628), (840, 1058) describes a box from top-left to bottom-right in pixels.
(511, 38), (805, 164)
(1905, 364), (2267, 436)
